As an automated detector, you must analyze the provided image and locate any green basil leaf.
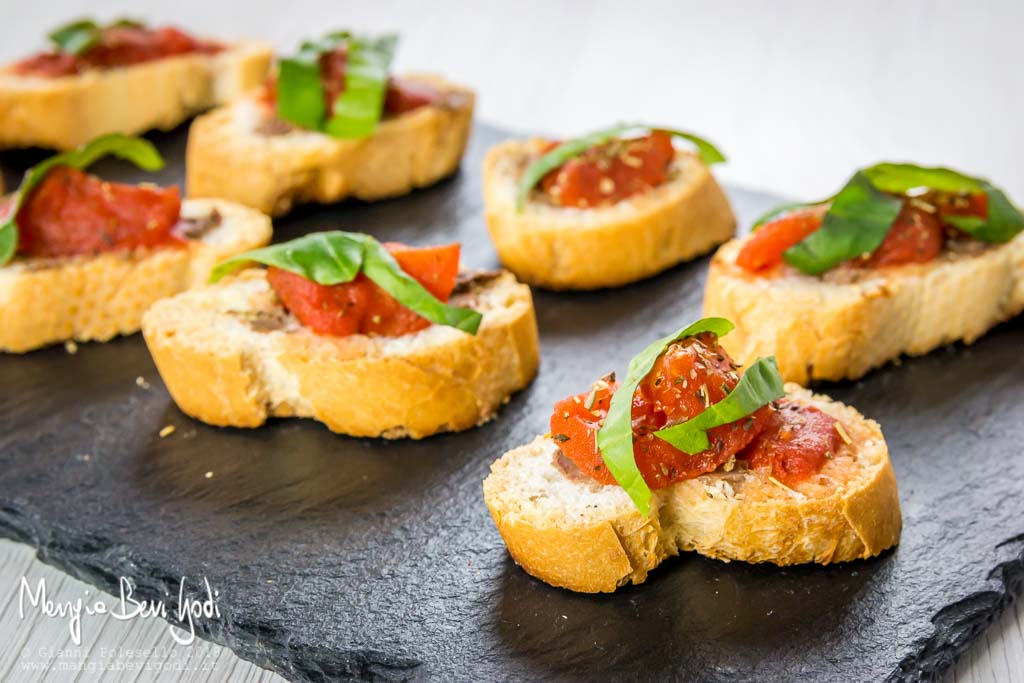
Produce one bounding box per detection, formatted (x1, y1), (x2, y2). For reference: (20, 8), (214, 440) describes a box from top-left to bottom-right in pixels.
(324, 34), (397, 139)
(360, 239), (481, 333)
(595, 317), (735, 515)
(862, 162), (983, 195)
(783, 171), (903, 275)
(210, 231), (482, 335)
(863, 163), (1022, 243)
(955, 181), (1024, 243)
(211, 232), (365, 285)
(276, 31), (398, 139)
(654, 357), (785, 454)
(277, 57), (326, 131)
(652, 127), (727, 166)
(48, 19), (101, 55)
(0, 133), (165, 266)
(515, 123), (727, 212)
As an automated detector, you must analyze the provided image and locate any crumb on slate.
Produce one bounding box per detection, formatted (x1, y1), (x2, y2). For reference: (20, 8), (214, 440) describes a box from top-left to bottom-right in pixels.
(64, 340), (78, 354)
(159, 425), (176, 438)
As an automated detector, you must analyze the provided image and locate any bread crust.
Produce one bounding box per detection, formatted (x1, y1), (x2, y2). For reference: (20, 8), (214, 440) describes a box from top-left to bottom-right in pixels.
(0, 42), (272, 150)
(0, 199), (272, 353)
(482, 139), (736, 290)
(142, 270), (540, 439)
(483, 385), (901, 593)
(703, 233), (1024, 384)
(186, 75), (475, 216)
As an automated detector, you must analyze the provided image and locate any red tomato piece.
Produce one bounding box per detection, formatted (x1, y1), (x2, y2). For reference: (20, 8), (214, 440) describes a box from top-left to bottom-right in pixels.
(267, 243), (461, 338)
(12, 26), (220, 77)
(735, 205), (827, 273)
(860, 203), (943, 267)
(267, 267), (372, 337)
(540, 132), (676, 208)
(16, 166), (183, 258)
(550, 333), (773, 489)
(384, 78), (442, 113)
(315, 48), (438, 118)
(738, 401), (842, 487)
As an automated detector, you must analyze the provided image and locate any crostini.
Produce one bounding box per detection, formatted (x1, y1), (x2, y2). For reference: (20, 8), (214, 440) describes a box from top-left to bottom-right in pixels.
(142, 231), (539, 438)
(704, 163), (1024, 384)
(186, 31), (474, 217)
(0, 18), (271, 150)
(483, 124), (735, 290)
(483, 318), (901, 593)
(0, 134), (272, 353)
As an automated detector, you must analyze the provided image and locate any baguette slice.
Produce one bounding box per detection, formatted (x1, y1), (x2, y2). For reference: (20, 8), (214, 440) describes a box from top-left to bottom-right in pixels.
(484, 385), (901, 593)
(142, 269), (539, 438)
(0, 41), (272, 150)
(0, 199), (272, 353)
(704, 233), (1024, 384)
(483, 139), (736, 290)
(186, 75), (475, 216)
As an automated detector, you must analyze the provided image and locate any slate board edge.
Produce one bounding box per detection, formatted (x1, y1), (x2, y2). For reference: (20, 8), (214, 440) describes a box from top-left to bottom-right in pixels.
(3, 421), (1023, 683)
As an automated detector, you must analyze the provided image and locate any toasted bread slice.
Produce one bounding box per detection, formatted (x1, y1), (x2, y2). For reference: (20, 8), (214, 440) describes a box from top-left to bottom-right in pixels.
(0, 42), (272, 150)
(0, 199), (272, 353)
(142, 269), (539, 438)
(482, 140), (735, 290)
(185, 75), (475, 216)
(483, 384), (901, 593)
(703, 233), (1024, 384)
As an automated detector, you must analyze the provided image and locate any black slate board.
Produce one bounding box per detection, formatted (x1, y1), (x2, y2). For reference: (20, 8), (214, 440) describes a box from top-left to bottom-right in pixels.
(1, 123), (1022, 683)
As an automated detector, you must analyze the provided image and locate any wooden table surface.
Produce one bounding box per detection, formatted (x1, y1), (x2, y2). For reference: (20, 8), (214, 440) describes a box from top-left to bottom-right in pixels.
(1, 1), (1021, 680)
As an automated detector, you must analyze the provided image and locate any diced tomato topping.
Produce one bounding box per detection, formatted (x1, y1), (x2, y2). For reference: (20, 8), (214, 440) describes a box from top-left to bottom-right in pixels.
(737, 401), (842, 488)
(12, 26), (221, 78)
(15, 166), (183, 258)
(539, 132), (675, 208)
(384, 77), (443, 114)
(267, 243), (461, 338)
(551, 333), (774, 489)
(858, 203), (944, 267)
(735, 205), (827, 273)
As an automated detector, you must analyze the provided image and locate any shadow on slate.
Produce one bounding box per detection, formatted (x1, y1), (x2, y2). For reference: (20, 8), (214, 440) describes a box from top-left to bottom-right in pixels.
(0, 123), (1022, 683)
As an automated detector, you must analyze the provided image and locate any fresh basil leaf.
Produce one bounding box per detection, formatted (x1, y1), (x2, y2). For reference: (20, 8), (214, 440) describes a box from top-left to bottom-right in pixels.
(864, 163), (1023, 243)
(48, 19), (101, 55)
(0, 133), (165, 266)
(654, 357), (785, 454)
(595, 317), (735, 515)
(515, 123), (727, 212)
(324, 34), (398, 139)
(783, 171), (903, 275)
(360, 239), (481, 333)
(277, 57), (326, 131)
(956, 181), (1024, 243)
(862, 162), (983, 195)
(276, 31), (398, 139)
(652, 127), (726, 166)
(211, 232), (365, 285)
(210, 231), (482, 335)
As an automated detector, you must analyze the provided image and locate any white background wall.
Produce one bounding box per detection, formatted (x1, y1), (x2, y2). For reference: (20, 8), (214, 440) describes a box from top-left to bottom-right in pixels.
(2, 0), (1022, 204)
